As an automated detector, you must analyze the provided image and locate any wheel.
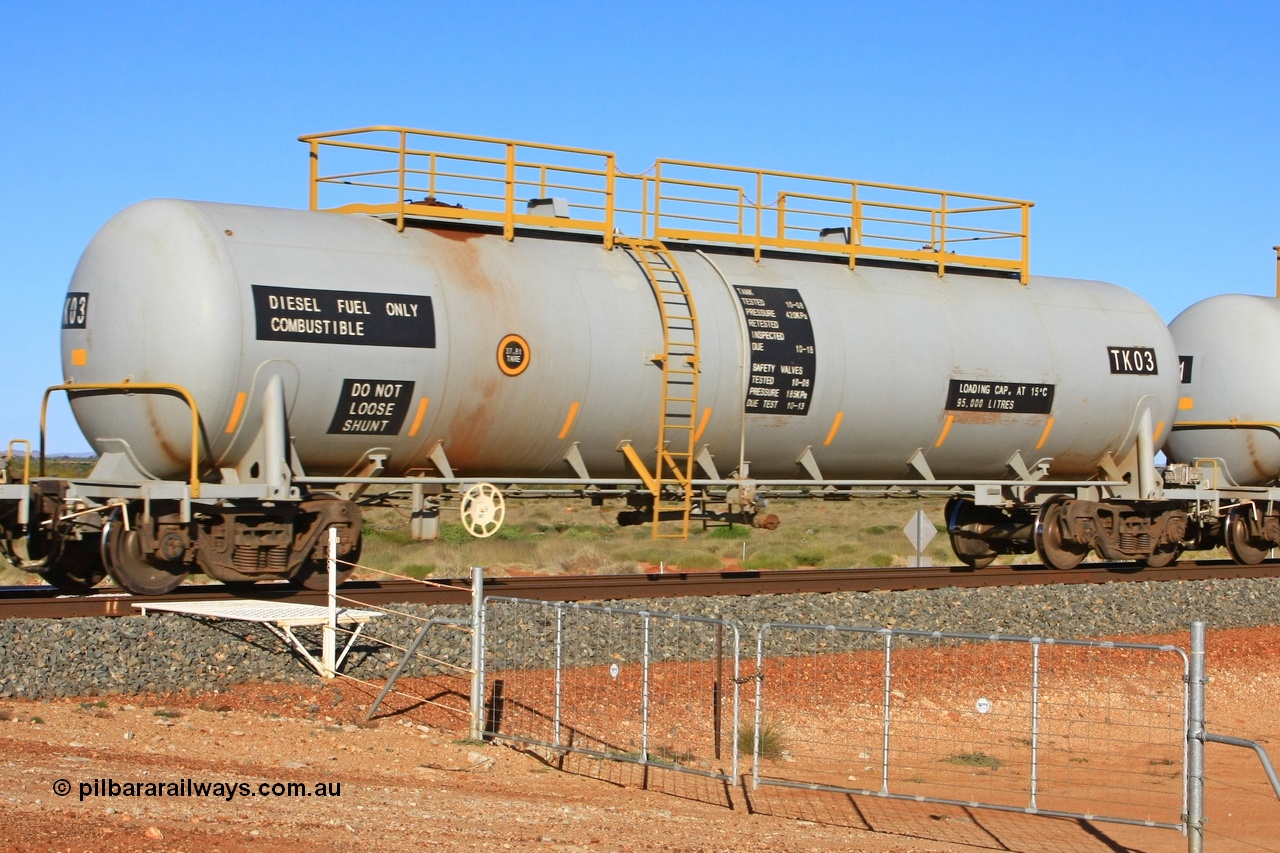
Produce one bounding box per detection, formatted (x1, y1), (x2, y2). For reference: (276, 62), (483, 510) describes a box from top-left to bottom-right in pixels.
(101, 514), (189, 595)
(288, 527), (361, 590)
(460, 483), (505, 538)
(1143, 544), (1183, 568)
(1034, 498), (1090, 570)
(1225, 507), (1271, 565)
(945, 496), (997, 569)
(39, 537), (107, 591)
(952, 543), (997, 570)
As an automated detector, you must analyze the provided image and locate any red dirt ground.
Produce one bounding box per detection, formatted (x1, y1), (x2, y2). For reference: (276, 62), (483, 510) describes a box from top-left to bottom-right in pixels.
(0, 625), (1277, 852)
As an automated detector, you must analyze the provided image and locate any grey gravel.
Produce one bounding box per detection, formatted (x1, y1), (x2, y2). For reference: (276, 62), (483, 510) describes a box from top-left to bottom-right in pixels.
(1, 576), (1277, 699)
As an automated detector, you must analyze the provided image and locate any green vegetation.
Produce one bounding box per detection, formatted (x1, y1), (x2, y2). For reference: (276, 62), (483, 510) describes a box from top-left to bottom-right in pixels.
(742, 551), (797, 570)
(740, 719), (786, 760)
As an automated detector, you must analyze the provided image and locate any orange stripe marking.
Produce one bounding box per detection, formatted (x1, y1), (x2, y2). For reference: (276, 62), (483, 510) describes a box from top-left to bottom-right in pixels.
(692, 407), (713, 443)
(933, 414), (955, 448)
(557, 401), (580, 440)
(1035, 416), (1055, 450)
(224, 392), (247, 434)
(1153, 420), (1165, 443)
(408, 398), (430, 437)
(823, 411), (844, 447)
(1178, 397), (1195, 411)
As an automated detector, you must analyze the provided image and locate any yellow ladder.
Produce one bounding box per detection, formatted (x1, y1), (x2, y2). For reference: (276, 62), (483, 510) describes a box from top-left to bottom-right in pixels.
(617, 237), (700, 539)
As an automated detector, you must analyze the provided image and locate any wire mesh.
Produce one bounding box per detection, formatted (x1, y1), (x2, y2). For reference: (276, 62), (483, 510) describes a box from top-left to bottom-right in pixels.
(482, 597), (740, 782)
(753, 624), (1188, 832)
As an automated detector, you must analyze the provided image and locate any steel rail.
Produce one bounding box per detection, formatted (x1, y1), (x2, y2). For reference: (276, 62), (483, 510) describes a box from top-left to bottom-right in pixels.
(0, 559), (1274, 621)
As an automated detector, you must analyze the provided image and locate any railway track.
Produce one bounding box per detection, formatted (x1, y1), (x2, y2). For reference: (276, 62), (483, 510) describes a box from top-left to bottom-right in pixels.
(1, 559), (1273, 620)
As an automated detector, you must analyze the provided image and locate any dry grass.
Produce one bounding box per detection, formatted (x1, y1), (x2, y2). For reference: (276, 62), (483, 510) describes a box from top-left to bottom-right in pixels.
(353, 495), (965, 579)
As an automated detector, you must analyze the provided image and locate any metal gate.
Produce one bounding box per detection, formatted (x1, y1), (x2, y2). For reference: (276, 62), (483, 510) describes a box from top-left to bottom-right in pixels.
(753, 623), (1189, 831)
(482, 597), (741, 782)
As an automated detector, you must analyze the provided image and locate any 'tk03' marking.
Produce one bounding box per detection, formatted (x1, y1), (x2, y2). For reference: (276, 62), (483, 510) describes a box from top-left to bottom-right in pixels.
(1107, 346), (1158, 375)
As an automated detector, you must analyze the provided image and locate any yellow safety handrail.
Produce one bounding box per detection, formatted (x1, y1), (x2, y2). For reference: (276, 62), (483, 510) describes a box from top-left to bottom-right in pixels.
(301, 126), (1034, 282)
(41, 383), (205, 498)
(653, 158), (1032, 281)
(5, 439), (30, 485)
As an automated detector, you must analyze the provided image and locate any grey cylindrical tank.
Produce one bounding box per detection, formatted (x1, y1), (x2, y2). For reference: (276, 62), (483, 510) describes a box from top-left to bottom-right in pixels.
(1166, 294), (1280, 486)
(61, 199), (1179, 484)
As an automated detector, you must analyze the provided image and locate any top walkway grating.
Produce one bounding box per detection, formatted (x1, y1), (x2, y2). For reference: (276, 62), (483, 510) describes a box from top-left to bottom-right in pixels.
(299, 126), (1034, 283)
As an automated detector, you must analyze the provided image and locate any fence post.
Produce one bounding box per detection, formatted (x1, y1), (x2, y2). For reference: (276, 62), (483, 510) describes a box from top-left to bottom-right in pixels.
(469, 566), (485, 741)
(322, 526), (337, 679)
(1187, 621), (1206, 853)
(753, 626), (766, 790)
(881, 630), (894, 795)
(1030, 640), (1041, 812)
(641, 612), (651, 764)
(554, 605), (564, 748)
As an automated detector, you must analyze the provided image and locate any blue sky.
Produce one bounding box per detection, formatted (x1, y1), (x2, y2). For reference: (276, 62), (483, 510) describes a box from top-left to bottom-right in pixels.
(3, 1), (1277, 452)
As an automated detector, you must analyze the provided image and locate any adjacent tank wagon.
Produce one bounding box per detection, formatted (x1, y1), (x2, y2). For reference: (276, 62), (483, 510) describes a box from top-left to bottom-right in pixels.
(1165, 253), (1280, 563)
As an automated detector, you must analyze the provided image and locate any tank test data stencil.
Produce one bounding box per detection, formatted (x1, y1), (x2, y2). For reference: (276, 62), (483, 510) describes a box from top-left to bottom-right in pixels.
(734, 285), (815, 416)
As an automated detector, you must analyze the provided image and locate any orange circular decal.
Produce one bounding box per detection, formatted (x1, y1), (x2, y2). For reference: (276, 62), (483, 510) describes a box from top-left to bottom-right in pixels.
(497, 334), (530, 376)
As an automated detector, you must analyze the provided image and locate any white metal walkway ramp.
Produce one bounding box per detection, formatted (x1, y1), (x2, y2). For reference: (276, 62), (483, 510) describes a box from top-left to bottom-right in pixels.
(132, 599), (383, 677)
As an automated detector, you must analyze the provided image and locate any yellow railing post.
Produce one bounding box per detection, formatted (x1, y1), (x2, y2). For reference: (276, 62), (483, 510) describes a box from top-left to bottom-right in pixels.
(849, 186), (859, 270)
(641, 174), (651, 240)
(1021, 203), (1032, 284)
(308, 141), (320, 211)
(776, 193), (787, 244)
(603, 155), (616, 250)
(753, 172), (763, 263)
(503, 143), (517, 241)
(428, 152), (437, 198)
(396, 130), (408, 233)
(652, 163), (663, 240)
(938, 194), (948, 279)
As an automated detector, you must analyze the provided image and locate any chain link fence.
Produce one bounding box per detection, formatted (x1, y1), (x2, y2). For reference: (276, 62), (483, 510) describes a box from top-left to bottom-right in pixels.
(751, 623), (1189, 831)
(481, 597), (741, 783)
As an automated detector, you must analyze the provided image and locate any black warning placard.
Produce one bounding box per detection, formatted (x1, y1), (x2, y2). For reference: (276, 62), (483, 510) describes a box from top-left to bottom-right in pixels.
(1178, 355), (1194, 384)
(61, 292), (89, 329)
(327, 379), (416, 435)
(253, 285), (435, 348)
(945, 380), (1054, 414)
(734, 285), (816, 416)
(1107, 346), (1158, 375)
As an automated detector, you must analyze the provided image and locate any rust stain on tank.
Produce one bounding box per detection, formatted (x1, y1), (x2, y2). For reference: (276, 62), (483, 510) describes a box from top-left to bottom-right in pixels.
(144, 395), (190, 470)
(426, 226), (482, 243)
(950, 412), (1004, 426)
(1048, 450), (1107, 478)
(422, 230), (495, 297)
(1242, 429), (1271, 481)
(437, 376), (502, 472)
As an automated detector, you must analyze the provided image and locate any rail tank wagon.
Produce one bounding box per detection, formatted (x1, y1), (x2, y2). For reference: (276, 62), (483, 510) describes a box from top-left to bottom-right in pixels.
(1166, 274), (1280, 563)
(30, 127), (1186, 592)
(65, 199), (1178, 483)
